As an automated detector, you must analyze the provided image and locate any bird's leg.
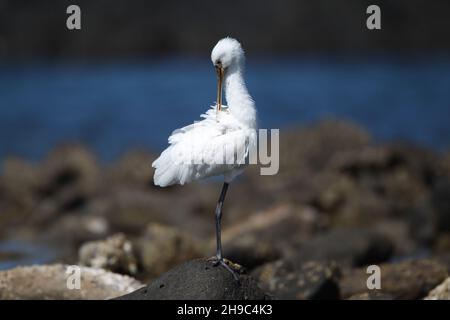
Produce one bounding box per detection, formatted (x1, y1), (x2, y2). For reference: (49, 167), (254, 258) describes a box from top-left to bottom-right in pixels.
(211, 182), (240, 281)
(215, 182), (228, 261)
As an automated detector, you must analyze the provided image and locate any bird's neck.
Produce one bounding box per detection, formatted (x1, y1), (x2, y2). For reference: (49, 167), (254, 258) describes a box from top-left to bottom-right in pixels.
(224, 64), (257, 128)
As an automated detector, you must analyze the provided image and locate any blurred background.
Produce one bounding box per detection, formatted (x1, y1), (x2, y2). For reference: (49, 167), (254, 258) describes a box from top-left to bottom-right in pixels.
(1, 0), (450, 299)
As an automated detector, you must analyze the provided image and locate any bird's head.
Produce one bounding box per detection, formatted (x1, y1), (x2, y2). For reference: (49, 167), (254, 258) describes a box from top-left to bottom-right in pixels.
(211, 37), (244, 70)
(211, 37), (244, 111)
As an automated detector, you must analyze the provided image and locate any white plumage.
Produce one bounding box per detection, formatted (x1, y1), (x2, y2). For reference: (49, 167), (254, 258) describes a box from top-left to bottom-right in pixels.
(152, 37), (257, 187)
(152, 37), (257, 278)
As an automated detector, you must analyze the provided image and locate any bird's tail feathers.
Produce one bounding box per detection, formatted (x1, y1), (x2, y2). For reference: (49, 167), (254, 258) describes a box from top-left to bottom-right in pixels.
(152, 148), (190, 187)
(152, 149), (177, 187)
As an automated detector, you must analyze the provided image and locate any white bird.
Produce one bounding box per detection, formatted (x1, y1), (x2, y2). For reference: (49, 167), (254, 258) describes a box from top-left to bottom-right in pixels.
(152, 37), (257, 279)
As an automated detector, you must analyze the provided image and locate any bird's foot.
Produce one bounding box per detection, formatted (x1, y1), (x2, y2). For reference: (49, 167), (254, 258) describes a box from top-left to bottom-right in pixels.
(208, 256), (241, 283)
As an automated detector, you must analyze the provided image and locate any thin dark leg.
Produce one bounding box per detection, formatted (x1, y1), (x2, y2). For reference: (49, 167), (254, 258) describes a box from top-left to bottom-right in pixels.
(215, 182), (229, 260)
(211, 182), (240, 281)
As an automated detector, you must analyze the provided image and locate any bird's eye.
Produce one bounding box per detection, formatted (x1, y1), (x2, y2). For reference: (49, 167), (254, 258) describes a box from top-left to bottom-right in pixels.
(216, 60), (222, 65)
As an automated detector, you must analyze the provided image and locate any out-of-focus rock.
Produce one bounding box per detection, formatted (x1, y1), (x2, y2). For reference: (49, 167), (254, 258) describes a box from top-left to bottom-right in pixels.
(44, 214), (110, 246)
(330, 146), (393, 174)
(319, 144), (439, 231)
(1, 157), (39, 209)
(372, 220), (418, 257)
(434, 254), (450, 273)
(291, 228), (393, 267)
(339, 259), (448, 299)
(329, 145), (436, 195)
(137, 223), (205, 280)
(0, 157), (40, 234)
(435, 234), (450, 256)
(0, 264), (144, 300)
(252, 260), (340, 300)
(348, 292), (394, 300)
(41, 144), (100, 191)
(313, 175), (392, 227)
(116, 258), (269, 300)
(39, 144), (100, 196)
(220, 204), (325, 266)
(242, 121), (371, 209)
(79, 233), (138, 275)
(281, 121), (371, 175)
(409, 194), (436, 245)
(442, 151), (450, 177)
(409, 177), (450, 245)
(430, 178), (450, 233)
(424, 277), (450, 300)
(223, 234), (280, 271)
(107, 150), (156, 188)
(100, 183), (215, 237)
(35, 144), (101, 218)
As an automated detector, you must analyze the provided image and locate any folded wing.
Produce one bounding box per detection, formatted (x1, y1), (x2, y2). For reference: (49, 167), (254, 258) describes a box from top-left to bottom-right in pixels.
(152, 106), (255, 187)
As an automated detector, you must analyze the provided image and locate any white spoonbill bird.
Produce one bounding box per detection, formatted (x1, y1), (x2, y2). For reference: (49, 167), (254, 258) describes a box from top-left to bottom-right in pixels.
(152, 37), (257, 279)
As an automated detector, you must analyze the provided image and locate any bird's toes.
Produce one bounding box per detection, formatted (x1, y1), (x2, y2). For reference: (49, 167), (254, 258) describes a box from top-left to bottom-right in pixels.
(207, 257), (241, 282)
(219, 260), (241, 282)
(207, 256), (221, 266)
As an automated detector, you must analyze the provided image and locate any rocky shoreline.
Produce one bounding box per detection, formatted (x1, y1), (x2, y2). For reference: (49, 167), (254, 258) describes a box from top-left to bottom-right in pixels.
(0, 120), (450, 299)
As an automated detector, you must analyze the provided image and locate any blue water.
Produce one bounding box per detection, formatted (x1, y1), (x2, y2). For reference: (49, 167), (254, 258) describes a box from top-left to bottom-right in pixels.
(1, 56), (450, 161)
(0, 240), (58, 270)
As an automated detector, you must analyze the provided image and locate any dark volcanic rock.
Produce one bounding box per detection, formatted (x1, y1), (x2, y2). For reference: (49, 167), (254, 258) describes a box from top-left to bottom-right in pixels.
(252, 260), (340, 300)
(340, 259), (448, 299)
(292, 228), (393, 267)
(116, 258), (269, 300)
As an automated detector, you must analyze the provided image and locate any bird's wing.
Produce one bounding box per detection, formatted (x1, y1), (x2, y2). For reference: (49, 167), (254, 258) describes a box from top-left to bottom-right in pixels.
(168, 105), (239, 143)
(152, 105), (255, 187)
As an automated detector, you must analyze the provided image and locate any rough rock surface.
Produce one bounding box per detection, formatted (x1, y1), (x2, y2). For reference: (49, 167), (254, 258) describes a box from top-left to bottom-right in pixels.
(0, 264), (144, 300)
(252, 260), (340, 300)
(78, 233), (138, 275)
(116, 258), (269, 300)
(425, 277), (450, 300)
